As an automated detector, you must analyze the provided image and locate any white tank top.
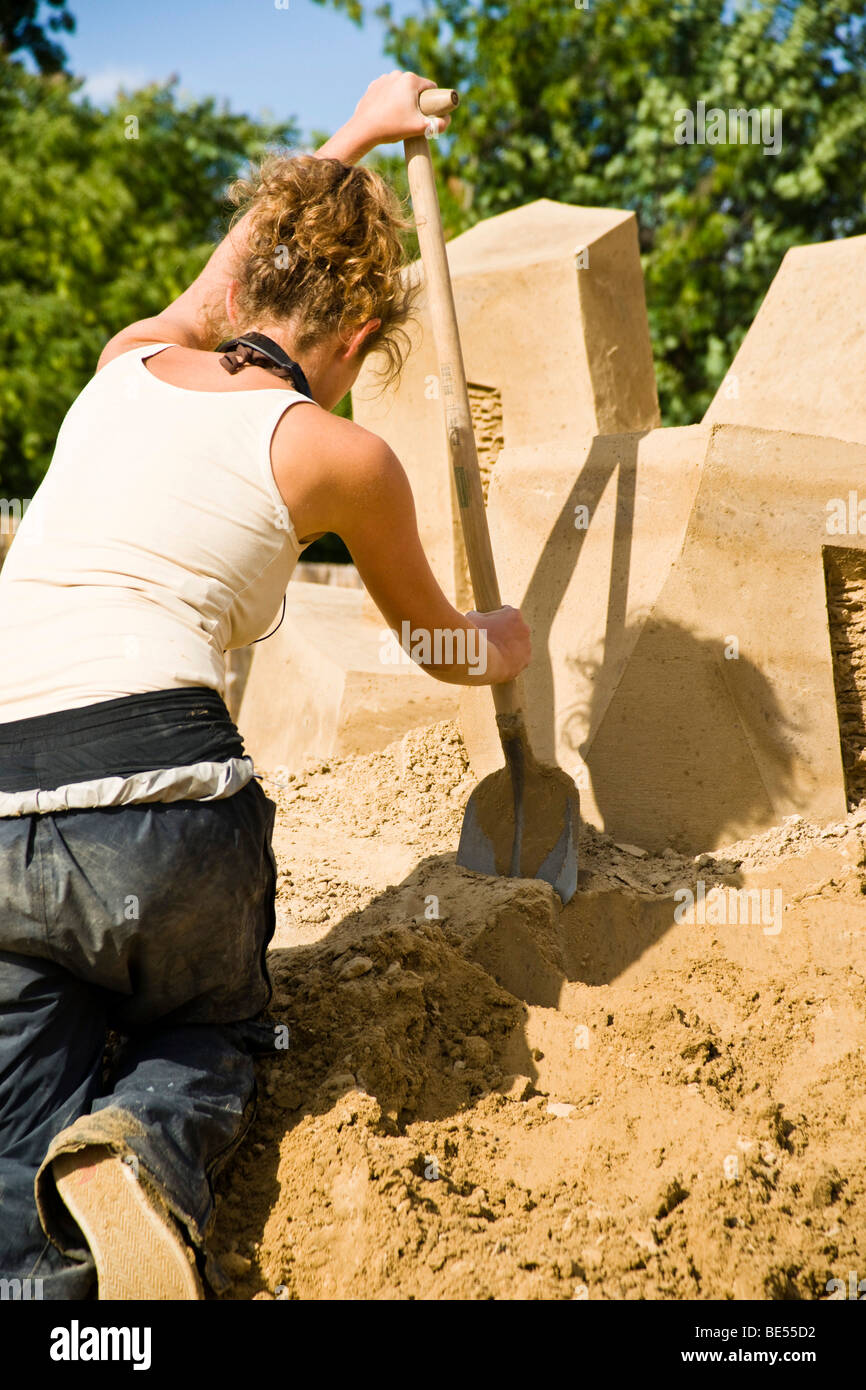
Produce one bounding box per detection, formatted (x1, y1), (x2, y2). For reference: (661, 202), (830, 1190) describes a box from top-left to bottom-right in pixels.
(0, 342), (311, 722)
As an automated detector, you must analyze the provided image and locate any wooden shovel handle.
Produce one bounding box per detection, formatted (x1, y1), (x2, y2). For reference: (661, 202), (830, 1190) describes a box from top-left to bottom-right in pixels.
(418, 88), (459, 118)
(404, 96), (522, 721)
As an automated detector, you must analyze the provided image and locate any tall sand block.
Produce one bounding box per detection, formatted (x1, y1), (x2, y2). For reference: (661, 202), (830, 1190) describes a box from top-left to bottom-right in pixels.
(353, 198), (659, 609)
(465, 423), (866, 853)
(705, 234), (866, 446)
(238, 584), (458, 772)
(585, 424), (866, 851)
(460, 423), (709, 786)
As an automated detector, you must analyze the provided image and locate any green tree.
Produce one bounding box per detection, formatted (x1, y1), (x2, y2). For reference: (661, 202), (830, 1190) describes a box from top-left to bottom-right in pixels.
(0, 0), (75, 74)
(322, 0), (866, 424)
(0, 59), (296, 496)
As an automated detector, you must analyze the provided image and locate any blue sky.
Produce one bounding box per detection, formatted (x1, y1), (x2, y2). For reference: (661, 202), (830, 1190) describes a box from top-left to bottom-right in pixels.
(64, 0), (420, 142)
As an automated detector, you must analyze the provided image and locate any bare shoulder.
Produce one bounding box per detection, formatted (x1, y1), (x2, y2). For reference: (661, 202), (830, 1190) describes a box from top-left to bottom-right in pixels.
(97, 314), (197, 371)
(274, 403), (396, 470)
(272, 406), (410, 541)
(273, 405), (405, 495)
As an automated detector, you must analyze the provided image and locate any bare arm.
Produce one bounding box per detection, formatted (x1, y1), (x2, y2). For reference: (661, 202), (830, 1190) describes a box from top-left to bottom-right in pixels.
(97, 72), (450, 371)
(272, 409), (530, 687)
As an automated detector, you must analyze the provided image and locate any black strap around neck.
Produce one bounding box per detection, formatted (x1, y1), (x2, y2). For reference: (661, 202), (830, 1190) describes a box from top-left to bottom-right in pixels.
(216, 332), (313, 400)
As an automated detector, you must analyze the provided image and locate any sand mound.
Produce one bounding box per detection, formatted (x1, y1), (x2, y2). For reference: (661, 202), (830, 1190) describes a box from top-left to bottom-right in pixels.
(211, 722), (866, 1300)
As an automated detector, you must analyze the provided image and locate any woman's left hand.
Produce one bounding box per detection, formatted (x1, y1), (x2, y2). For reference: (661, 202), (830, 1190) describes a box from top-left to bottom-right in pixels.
(349, 70), (451, 148)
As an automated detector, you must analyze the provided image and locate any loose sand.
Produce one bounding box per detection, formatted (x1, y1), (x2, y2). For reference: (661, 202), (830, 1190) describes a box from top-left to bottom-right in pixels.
(212, 721), (866, 1301)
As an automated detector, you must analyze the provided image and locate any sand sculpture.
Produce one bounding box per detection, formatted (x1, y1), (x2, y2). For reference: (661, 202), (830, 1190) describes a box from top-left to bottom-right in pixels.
(239, 206), (866, 853)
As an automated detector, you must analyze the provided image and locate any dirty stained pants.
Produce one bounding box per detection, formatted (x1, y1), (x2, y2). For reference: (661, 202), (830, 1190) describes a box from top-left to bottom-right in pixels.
(0, 692), (278, 1299)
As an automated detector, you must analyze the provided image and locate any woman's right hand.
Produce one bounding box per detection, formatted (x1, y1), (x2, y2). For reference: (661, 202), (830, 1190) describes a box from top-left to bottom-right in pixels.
(467, 606), (532, 684)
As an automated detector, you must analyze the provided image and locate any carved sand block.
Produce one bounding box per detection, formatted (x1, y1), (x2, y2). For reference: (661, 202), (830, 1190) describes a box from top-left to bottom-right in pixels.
(585, 424), (866, 851)
(464, 423), (866, 853)
(460, 425), (710, 814)
(353, 197), (659, 609)
(705, 233), (866, 446)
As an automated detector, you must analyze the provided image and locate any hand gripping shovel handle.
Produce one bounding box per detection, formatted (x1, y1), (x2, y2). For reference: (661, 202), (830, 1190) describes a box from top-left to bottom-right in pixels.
(406, 90), (523, 730)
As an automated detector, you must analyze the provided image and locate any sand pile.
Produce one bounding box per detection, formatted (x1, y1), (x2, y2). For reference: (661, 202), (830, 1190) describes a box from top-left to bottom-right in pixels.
(211, 722), (866, 1300)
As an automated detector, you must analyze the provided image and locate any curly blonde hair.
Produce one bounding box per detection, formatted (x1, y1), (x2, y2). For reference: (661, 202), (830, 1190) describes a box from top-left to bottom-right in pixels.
(224, 153), (417, 388)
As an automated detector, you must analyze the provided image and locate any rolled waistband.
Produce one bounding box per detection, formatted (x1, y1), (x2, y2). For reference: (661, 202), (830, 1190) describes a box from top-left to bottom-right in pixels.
(0, 687), (246, 794)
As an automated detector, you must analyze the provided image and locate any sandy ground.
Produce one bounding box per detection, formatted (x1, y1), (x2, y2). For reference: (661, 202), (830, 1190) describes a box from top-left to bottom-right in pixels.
(212, 721), (866, 1301)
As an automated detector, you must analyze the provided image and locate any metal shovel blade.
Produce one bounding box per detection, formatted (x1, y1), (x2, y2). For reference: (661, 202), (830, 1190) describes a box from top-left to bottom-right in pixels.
(457, 732), (580, 904)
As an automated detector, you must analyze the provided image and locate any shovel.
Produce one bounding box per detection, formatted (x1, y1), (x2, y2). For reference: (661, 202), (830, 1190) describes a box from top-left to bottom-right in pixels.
(405, 89), (581, 904)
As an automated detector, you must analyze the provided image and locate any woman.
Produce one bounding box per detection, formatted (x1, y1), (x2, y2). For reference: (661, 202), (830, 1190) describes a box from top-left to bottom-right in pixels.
(0, 71), (530, 1301)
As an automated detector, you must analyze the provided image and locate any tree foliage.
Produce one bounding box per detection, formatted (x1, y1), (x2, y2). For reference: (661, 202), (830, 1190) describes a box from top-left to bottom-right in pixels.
(0, 59), (296, 495)
(322, 0), (866, 424)
(0, 0), (76, 74)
